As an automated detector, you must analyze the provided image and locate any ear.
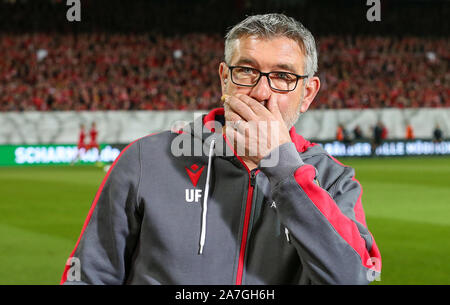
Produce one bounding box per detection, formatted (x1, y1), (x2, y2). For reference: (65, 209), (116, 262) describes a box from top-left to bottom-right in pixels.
(300, 76), (321, 113)
(218, 62), (229, 95)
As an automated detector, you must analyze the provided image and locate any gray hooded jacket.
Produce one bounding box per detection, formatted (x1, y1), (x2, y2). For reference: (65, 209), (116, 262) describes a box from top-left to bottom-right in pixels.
(61, 108), (381, 285)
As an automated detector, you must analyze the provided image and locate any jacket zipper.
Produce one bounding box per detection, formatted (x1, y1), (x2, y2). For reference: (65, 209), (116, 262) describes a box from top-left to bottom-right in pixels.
(235, 169), (257, 285)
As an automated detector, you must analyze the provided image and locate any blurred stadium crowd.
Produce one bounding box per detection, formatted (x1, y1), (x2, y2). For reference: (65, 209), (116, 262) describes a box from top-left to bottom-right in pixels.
(0, 0), (448, 111)
(1, 33), (448, 111)
(0, 33), (224, 111)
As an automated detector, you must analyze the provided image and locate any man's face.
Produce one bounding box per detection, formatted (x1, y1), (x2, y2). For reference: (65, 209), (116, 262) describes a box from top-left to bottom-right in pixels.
(219, 35), (312, 129)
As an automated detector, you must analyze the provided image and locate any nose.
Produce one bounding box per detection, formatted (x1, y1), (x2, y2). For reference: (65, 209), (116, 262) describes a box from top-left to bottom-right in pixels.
(249, 74), (272, 103)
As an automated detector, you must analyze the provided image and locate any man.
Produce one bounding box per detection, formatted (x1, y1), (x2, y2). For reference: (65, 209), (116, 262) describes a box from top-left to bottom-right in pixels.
(61, 14), (381, 285)
(433, 124), (443, 143)
(336, 124), (351, 147)
(71, 124), (86, 164)
(87, 122), (99, 152)
(372, 120), (384, 155)
(353, 125), (363, 141)
(405, 122), (414, 140)
(336, 124), (344, 142)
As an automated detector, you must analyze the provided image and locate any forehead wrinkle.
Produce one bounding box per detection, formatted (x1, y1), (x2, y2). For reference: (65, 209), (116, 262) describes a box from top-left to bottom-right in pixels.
(234, 57), (297, 74)
(231, 36), (304, 74)
(272, 63), (297, 73)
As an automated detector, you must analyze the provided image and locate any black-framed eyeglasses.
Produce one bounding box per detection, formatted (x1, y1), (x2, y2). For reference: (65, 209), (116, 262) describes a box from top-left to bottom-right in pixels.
(227, 65), (308, 92)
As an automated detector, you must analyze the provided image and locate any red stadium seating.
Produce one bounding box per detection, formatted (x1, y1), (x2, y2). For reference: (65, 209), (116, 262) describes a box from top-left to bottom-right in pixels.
(0, 33), (448, 111)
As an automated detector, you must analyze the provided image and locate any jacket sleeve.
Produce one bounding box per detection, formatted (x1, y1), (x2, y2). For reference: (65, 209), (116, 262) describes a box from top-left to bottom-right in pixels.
(60, 140), (142, 285)
(259, 142), (381, 285)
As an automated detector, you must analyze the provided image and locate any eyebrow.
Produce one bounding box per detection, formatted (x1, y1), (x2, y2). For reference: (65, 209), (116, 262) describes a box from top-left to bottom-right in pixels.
(272, 63), (298, 73)
(233, 57), (299, 74)
(234, 58), (257, 67)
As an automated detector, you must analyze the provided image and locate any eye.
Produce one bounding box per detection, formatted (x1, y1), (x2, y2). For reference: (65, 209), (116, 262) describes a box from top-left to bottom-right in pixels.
(272, 72), (296, 81)
(239, 67), (255, 74)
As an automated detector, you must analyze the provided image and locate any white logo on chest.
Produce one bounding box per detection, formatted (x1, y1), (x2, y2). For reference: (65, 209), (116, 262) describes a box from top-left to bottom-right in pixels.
(185, 189), (202, 203)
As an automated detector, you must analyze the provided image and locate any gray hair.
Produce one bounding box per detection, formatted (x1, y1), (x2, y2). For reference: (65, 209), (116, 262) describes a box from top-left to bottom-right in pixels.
(224, 13), (318, 77)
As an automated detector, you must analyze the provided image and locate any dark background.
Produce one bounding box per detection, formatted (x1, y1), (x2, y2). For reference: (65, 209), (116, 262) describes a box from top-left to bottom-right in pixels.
(0, 0), (448, 36)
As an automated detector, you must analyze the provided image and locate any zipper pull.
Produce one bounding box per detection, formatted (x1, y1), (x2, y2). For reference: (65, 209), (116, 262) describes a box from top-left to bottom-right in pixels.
(250, 170), (257, 187)
(284, 227), (291, 244)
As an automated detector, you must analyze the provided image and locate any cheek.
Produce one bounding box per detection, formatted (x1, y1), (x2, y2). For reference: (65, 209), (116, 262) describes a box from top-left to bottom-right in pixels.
(277, 95), (299, 114)
(224, 84), (251, 97)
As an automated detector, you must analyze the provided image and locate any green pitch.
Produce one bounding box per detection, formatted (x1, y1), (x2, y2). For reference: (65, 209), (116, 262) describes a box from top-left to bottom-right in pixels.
(0, 157), (450, 285)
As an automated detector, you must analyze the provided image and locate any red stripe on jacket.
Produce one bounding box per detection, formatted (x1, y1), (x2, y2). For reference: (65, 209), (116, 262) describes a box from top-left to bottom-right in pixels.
(293, 164), (381, 272)
(60, 134), (156, 284)
(327, 155), (368, 228)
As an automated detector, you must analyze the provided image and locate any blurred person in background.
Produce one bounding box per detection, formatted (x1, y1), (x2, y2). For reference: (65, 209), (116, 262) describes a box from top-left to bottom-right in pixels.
(71, 124), (86, 165)
(353, 125), (363, 141)
(405, 122), (414, 140)
(86, 122), (100, 163)
(372, 120), (384, 155)
(336, 124), (351, 147)
(381, 122), (388, 140)
(433, 124), (443, 143)
(87, 122), (99, 152)
(336, 124), (344, 142)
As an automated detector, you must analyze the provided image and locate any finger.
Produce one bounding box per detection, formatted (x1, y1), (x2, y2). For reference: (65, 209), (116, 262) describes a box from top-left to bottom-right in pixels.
(224, 107), (249, 134)
(223, 98), (244, 122)
(266, 99), (284, 122)
(225, 124), (247, 156)
(224, 104), (244, 123)
(224, 95), (257, 122)
(230, 118), (248, 135)
(223, 97), (232, 115)
(237, 94), (271, 117)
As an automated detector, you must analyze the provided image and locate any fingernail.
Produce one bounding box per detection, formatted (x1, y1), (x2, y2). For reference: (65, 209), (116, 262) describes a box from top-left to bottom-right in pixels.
(221, 94), (230, 103)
